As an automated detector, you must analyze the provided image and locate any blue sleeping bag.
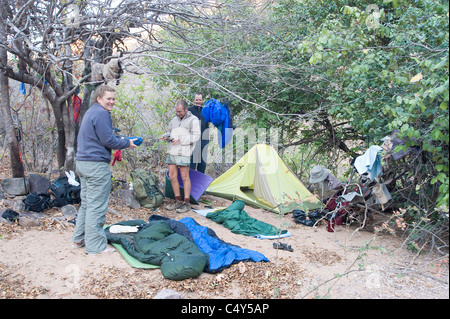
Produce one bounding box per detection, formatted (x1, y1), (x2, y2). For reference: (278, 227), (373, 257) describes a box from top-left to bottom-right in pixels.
(178, 217), (269, 273)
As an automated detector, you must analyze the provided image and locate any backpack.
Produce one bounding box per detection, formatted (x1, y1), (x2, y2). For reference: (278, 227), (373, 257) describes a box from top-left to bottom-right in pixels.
(292, 209), (330, 227)
(50, 176), (81, 207)
(23, 192), (52, 212)
(130, 168), (164, 209)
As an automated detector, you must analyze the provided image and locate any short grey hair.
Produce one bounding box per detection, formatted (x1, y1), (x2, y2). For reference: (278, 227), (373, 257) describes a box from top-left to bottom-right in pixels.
(176, 99), (188, 109)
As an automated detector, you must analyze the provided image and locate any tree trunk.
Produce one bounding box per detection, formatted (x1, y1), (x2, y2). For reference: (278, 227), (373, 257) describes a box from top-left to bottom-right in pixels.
(1, 87), (25, 178)
(0, 18), (24, 178)
(62, 98), (76, 173)
(51, 99), (67, 172)
(61, 48), (77, 173)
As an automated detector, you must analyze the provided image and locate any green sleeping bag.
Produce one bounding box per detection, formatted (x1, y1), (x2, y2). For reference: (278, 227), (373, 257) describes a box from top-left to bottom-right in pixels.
(106, 220), (207, 281)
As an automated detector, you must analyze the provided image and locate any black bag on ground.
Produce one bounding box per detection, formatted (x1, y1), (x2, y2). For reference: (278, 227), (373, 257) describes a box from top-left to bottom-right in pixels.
(50, 176), (81, 207)
(293, 208), (330, 227)
(23, 192), (52, 212)
(1, 208), (20, 222)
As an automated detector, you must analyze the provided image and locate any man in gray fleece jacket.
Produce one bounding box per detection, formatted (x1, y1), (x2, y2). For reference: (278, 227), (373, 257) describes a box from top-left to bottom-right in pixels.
(72, 84), (137, 254)
(162, 99), (200, 213)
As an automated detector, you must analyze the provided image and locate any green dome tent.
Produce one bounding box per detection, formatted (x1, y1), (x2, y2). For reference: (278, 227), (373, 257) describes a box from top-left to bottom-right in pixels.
(206, 144), (323, 214)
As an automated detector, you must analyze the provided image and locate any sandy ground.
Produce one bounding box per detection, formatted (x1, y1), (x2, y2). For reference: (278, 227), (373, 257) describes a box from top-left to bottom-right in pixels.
(1, 192), (448, 300)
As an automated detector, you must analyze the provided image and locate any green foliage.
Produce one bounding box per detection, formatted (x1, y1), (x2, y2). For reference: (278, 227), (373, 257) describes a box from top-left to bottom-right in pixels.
(295, 0), (449, 210)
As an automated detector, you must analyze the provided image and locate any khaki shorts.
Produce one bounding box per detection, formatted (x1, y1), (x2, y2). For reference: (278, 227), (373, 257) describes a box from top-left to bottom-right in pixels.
(166, 154), (190, 167)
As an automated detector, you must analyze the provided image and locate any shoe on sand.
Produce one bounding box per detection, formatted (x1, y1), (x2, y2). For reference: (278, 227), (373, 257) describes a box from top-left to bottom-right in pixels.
(166, 200), (183, 210)
(72, 240), (85, 248)
(176, 202), (191, 214)
(273, 242), (293, 252)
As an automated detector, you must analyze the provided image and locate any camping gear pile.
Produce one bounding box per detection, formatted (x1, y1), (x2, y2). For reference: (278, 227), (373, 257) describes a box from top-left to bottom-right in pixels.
(300, 130), (423, 231)
(1, 172), (81, 226)
(1, 172), (81, 215)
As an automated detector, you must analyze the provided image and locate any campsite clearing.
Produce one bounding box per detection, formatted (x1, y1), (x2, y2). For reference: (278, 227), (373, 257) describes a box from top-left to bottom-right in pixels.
(1, 192), (448, 299)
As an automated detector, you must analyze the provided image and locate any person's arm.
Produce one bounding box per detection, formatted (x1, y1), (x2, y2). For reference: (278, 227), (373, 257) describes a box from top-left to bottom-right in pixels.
(94, 112), (130, 149)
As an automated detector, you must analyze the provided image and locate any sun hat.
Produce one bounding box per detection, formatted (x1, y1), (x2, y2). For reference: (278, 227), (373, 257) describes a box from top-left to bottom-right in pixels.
(309, 165), (330, 183)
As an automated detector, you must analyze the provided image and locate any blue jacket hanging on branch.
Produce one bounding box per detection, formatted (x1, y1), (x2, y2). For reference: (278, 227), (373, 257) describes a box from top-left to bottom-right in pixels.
(202, 98), (233, 148)
(19, 83), (26, 95)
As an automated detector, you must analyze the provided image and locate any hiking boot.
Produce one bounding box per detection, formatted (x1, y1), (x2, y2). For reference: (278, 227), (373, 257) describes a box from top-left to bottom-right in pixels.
(176, 202), (191, 214)
(166, 200), (183, 210)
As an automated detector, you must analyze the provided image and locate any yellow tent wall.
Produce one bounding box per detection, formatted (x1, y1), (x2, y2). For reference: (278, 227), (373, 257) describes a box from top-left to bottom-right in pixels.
(206, 144), (322, 214)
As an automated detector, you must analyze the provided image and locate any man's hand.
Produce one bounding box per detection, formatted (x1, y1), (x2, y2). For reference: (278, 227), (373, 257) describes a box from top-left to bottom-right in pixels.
(161, 133), (171, 141)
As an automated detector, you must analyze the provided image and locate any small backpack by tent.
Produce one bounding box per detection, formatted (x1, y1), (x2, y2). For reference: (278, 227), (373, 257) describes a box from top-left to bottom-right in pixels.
(130, 168), (164, 209)
(206, 144), (322, 214)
